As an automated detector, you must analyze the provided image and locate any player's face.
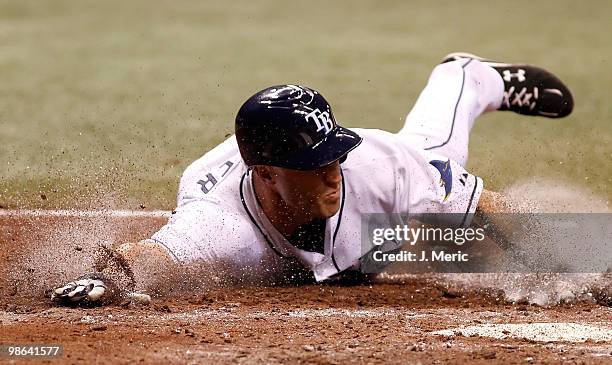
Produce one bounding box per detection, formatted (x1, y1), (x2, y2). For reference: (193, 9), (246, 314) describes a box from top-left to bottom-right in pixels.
(272, 161), (343, 220)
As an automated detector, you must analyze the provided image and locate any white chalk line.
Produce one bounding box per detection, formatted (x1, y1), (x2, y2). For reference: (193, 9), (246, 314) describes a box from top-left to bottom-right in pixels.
(0, 209), (173, 218)
(433, 322), (612, 343)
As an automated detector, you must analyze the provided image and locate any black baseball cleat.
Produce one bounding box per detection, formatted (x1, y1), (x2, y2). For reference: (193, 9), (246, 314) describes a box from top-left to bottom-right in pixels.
(442, 52), (574, 118)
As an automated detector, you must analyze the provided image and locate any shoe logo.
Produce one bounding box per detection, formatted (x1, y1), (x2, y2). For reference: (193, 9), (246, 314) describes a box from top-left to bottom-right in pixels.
(306, 108), (334, 134)
(502, 69), (526, 82)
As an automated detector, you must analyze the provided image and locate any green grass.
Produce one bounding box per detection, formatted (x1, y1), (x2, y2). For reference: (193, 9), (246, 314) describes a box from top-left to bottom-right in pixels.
(1, 0), (610, 209)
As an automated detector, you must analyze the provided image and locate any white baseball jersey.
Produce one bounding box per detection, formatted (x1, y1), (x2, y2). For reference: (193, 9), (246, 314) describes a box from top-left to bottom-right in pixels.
(152, 128), (483, 282)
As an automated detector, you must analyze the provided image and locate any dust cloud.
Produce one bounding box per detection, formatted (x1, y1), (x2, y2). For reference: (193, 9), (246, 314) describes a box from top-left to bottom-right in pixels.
(435, 178), (611, 306)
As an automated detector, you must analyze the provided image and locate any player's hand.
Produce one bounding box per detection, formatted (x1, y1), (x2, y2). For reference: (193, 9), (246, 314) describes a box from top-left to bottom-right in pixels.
(50, 273), (115, 306)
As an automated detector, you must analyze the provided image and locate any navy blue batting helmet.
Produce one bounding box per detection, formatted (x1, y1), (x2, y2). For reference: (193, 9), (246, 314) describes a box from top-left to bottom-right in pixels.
(235, 84), (362, 170)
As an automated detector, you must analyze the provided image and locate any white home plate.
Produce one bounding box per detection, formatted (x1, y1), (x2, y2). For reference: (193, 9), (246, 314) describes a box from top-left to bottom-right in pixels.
(433, 323), (612, 343)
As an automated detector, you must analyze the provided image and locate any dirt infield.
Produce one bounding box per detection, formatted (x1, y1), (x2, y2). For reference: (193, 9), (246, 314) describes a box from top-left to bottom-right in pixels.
(1, 211), (611, 364)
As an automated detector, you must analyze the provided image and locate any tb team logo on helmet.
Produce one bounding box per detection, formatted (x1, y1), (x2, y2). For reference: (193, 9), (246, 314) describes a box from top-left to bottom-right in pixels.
(305, 109), (334, 135)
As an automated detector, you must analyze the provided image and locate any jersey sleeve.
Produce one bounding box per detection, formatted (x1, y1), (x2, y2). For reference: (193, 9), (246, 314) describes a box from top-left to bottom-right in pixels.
(150, 201), (287, 282)
(405, 150), (483, 227)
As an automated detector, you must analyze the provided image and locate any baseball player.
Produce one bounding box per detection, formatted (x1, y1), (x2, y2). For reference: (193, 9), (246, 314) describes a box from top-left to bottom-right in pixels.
(51, 52), (573, 305)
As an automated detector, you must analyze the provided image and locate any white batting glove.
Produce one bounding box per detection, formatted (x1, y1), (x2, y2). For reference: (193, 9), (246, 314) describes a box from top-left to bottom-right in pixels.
(51, 273), (111, 305)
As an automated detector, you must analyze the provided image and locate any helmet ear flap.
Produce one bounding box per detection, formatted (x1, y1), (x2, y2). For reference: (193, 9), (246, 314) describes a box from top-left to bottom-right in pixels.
(339, 155), (348, 164)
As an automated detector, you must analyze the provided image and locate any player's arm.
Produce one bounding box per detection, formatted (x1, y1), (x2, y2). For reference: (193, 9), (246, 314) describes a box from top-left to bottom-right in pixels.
(472, 188), (522, 250)
(475, 188), (517, 214)
(50, 239), (177, 306)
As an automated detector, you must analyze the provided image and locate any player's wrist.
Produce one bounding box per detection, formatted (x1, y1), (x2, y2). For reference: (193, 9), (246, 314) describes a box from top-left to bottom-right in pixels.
(95, 244), (137, 292)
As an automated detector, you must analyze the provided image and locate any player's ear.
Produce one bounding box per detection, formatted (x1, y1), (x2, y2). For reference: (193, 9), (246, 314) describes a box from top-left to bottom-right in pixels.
(253, 166), (276, 185)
